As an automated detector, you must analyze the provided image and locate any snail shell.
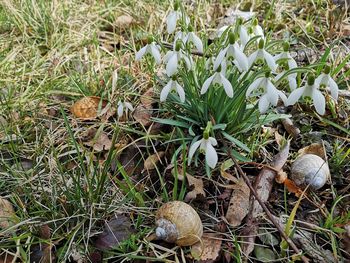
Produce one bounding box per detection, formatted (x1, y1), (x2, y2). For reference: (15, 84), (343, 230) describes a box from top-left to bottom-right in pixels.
(291, 154), (330, 190)
(155, 201), (203, 246)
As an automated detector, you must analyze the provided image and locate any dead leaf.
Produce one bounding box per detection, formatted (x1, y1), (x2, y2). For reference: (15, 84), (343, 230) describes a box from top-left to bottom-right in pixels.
(284, 178), (303, 197)
(30, 244), (56, 263)
(115, 14), (135, 29)
(281, 118), (300, 138)
(191, 233), (222, 261)
(298, 143), (327, 160)
(140, 88), (155, 108)
(143, 151), (165, 171)
(0, 198), (15, 230)
(84, 131), (112, 152)
(0, 253), (14, 263)
(133, 88), (154, 127)
(184, 174), (206, 202)
(71, 96), (108, 120)
(95, 215), (133, 250)
(225, 177), (250, 227)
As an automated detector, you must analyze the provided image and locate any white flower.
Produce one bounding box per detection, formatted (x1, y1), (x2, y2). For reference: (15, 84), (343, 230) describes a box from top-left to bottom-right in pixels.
(216, 25), (229, 38)
(185, 31), (203, 53)
(276, 71), (297, 91)
(251, 18), (264, 39)
(248, 43), (277, 72)
(274, 51), (298, 71)
(315, 72), (338, 100)
(117, 100), (134, 118)
(188, 137), (218, 168)
(201, 62), (233, 98)
(286, 77), (325, 115)
(164, 49), (193, 77)
(239, 24), (251, 49)
(135, 42), (161, 64)
(246, 76), (287, 113)
(160, 79), (185, 103)
(166, 10), (189, 34)
(214, 33), (249, 72)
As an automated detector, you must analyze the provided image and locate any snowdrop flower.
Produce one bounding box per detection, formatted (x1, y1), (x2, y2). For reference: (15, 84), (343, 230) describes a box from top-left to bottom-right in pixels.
(201, 62), (233, 98)
(214, 32), (249, 72)
(164, 41), (193, 76)
(274, 42), (297, 71)
(248, 39), (277, 72)
(216, 25), (230, 38)
(315, 65), (338, 100)
(188, 133), (218, 169)
(251, 18), (264, 39)
(160, 76), (185, 103)
(275, 62), (297, 91)
(135, 37), (161, 64)
(166, 2), (189, 34)
(117, 100), (134, 118)
(239, 24), (250, 49)
(287, 74), (325, 115)
(185, 25), (203, 53)
(246, 72), (287, 113)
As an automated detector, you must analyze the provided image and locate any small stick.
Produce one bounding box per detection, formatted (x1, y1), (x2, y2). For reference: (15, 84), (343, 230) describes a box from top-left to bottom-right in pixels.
(223, 141), (309, 263)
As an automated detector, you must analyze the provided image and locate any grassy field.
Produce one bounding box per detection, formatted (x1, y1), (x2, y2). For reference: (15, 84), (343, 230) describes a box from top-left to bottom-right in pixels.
(0, 0), (349, 262)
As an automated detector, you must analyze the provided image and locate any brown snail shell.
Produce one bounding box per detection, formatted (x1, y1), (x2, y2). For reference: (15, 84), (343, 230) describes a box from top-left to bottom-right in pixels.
(155, 201), (203, 246)
(291, 154), (330, 190)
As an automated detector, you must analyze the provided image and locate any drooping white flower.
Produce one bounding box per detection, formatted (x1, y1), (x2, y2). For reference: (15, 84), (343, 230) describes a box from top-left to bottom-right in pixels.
(185, 29), (203, 53)
(274, 42), (298, 71)
(117, 100), (134, 118)
(188, 136), (218, 169)
(239, 24), (251, 49)
(251, 18), (264, 39)
(315, 66), (338, 100)
(276, 71), (297, 91)
(164, 42), (193, 76)
(216, 10), (255, 38)
(166, 6), (190, 34)
(246, 73), (287, 113)
(214, 32), (248, 72)
(201, 61), (233, 98)
(248, 39), (277, 72)
(160, 78), (185, 103)
(174, 30), (187, 45)
(135, 39), (161, 64)
(287, 75), (325, 115)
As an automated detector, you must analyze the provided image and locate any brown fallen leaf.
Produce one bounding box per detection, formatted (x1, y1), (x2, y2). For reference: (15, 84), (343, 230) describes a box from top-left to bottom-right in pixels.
(0, 253), (14, 263)
(140, 88), (155, 108)
(225, 177), (250, 227)
(143, 151), (165, 171)
(284, 178), (303, 197)
(184, 174), (206, 202)
(95, 215), (133, 250)
(298, 143), (327, 160)
(115, 14), (135, 29)
(70, 96), (108, 120)
(191, 233), (222, 261)
(281, 118), (300, 139)
(84, 131), (112, 152)
(133, 88), (154, 127)
(0, 198), (15, 231)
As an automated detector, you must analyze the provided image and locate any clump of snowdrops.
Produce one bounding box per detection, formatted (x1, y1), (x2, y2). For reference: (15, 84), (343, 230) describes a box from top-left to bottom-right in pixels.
(135, 1), (339, 169)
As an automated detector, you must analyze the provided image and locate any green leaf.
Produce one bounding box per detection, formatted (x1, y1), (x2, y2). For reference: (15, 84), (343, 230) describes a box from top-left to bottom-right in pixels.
(222, 131), (250, 153)
(254, 246), (276, 262)
(231, 148), (251, 162)
(258, 228), (279, 246)
(152, 118), (190, 129)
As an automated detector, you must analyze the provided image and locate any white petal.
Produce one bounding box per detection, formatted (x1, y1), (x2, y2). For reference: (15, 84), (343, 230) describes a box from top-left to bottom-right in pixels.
(124, 102), (134, 112)
(213, 48), (228, 71)
(189, 32), (203, 53)
(275, 72), (284, 81)
(287, 86), (306, 105)
(288, 57), (298, 69)
(248, 50), (259, 68)
(233, 47), (248, 71)
(263, 50), (277, 72)
(329, 78), (338, 100)
(201, 75), (215, 94)
(246, 77), (263, 97)
(288, 76), (297, 91)
(312, 89), (326, 115)
(135, 46), (148, 61)
(277, 90), (288, 104)
(266, 81), (279, 106)
(220, 74), (234, 98)
(216, 26), (228, 37)
(183, 55), (193, 70)
(205, 142), (218, 169)
(163, 51), (173, 63)
(274, 53), (282, 62)
(254, 25), (264, 39)
(166, 53), (178, 76)
(166, 11), (177, 34)
(209, 137), (217, 146)
(258, 94), (270, 113)
(160, 80), (173, 102)
(239, 26), (250, 47)
(175, 82), (185, 102)
(117, 102), (124, 117)
(188, 140), (202, 164)
(150, 43), (161, 64)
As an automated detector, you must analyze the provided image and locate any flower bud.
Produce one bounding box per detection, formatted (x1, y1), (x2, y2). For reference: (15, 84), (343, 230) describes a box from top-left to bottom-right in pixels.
(265, 71), (271, 78)
(172, 75), (177, 81)
(228, 32), (236, 44)
(216, 65), (222, 72)
(323, 65), (331, 74)
(252, 18), (258, 26)
(174, 1), (179, 11)
(236, 17), (243, 26)
(258, 39), (264, 49)
(147, 36), (154, 44)
(188, 25), (193, 32)
(283, 41), (290, 52)
(175, 40), (181, 51)
(307, 74), (315, 85)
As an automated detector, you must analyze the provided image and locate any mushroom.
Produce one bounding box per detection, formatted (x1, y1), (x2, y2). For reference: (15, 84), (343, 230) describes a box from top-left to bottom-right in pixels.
(291, 154), (330, 190)
(155, 201), (203, 246)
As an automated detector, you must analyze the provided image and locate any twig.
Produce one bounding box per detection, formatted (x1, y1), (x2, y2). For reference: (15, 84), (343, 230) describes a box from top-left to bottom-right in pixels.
(222, 140), (309, 263)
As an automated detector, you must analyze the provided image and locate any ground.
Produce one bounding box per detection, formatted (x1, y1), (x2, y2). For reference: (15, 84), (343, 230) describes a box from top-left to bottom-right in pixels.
(0, 0), (349, 262)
